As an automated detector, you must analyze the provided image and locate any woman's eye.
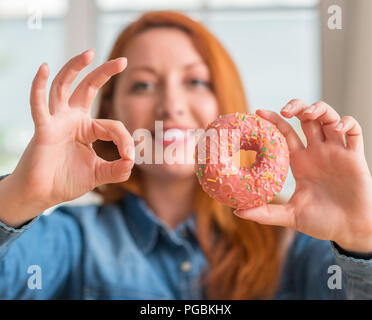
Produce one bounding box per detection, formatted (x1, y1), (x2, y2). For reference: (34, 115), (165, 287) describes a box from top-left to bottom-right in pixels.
(131, 82), (153, 92)
(188, 79), (209, 88)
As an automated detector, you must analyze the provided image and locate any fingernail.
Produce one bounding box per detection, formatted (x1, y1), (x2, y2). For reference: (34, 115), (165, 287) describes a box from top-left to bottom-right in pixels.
(82, 48), (95, 55)
(130, 147), (135, 161)
(282, 104), (292, 112)
(304, 105), (316, 114)
(115, 57), (127, 63)
(113, 57), (127, 69)
(126, 146), (135, 161)
(335, 122), (343, 131)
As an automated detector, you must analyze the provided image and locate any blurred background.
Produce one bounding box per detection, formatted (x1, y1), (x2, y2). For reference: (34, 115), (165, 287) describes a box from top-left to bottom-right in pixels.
(0, 0), (370, 206)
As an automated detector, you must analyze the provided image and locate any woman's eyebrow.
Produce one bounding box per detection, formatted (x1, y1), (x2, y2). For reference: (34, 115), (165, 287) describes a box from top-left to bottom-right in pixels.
(184, 62), (207, 70)
(126, 66), (157, 74)
(127, 62), (207, 74)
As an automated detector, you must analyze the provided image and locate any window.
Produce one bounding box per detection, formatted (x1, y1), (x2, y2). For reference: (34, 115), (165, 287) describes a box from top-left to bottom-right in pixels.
(0, 0), (68, 174)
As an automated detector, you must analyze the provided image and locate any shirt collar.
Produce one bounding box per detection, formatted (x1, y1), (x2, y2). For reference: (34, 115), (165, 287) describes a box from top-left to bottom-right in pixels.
(120, 192), (197, 255)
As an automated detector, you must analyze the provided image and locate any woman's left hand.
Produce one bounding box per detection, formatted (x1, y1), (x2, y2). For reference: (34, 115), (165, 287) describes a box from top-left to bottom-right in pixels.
(234, 99), (372, 254)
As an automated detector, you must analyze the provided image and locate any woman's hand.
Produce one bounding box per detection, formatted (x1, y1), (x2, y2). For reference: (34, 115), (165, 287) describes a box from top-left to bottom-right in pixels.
(8, 50), (134, 218)
(234, 99), (372, 253)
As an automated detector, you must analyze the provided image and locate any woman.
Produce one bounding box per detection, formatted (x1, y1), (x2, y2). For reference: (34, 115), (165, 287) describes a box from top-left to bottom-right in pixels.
(0, 11), (372, 300)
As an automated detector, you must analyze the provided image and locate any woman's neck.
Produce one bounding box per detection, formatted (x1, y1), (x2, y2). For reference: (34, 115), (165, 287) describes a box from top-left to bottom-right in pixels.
(142, 174), (197, 230)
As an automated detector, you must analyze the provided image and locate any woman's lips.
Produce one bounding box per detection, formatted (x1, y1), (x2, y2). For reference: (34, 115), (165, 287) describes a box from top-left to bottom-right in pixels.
(152, 127), (196, 147)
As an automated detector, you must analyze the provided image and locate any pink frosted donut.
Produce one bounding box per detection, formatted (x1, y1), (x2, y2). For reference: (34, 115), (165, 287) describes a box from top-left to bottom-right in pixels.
(194, 112), (289, 209)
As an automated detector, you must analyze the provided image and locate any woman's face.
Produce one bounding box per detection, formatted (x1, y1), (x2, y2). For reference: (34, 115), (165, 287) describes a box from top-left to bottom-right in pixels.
(111, 27), (219, 180)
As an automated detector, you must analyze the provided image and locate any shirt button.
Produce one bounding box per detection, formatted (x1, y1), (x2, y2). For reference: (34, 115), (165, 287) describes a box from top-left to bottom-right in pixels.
(180, 261), (192, 272)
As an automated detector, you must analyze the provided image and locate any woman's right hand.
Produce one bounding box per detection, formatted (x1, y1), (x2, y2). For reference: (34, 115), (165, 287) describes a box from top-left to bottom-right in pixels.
(2, 50), (135, 224)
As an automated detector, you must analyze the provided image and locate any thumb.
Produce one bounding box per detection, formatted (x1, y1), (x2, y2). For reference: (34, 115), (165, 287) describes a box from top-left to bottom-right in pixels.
(94, 157), (134, 186)
(233, 203), (295, 228)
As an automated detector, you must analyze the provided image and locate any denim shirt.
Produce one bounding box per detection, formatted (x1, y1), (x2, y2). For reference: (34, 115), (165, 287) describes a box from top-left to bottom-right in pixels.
(1, 174), (372, 299)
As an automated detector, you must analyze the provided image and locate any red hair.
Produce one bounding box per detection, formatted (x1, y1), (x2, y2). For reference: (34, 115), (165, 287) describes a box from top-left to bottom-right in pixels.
(93, 10), (286, 299)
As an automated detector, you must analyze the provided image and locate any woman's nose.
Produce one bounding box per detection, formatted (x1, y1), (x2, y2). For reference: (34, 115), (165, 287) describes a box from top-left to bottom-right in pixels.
(156, 86), (187, 119)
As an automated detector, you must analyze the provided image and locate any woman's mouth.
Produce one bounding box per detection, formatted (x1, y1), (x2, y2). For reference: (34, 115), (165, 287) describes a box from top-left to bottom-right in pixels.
(151, 126), (196, 148)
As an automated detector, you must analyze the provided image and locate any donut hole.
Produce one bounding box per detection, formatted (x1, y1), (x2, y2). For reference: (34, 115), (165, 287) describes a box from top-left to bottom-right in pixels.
(232, 149), (257, 169)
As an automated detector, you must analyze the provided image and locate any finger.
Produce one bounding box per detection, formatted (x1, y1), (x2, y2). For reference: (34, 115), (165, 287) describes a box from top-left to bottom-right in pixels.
(256, 109), (305, 152)
(302, 101), (342, 145)
(335, 116), (364, 151)
(281, 99), (325, 145)
(30, 63), (50, 127)
(90, 118), (135, 161)
(69, 57), (127, 111)
(233, 203), (295, 228)
(94, 157), (134, 185)
(49, 49), (95, 114)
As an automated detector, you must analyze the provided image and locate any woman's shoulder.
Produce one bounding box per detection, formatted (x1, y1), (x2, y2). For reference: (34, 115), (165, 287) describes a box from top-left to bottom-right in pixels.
(289, 230), (333, 259)
(26, 202), (104, 239)
(51, 196), (135, 237)
(49, 199), (124, 227)
(281, 230), (337, 283)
